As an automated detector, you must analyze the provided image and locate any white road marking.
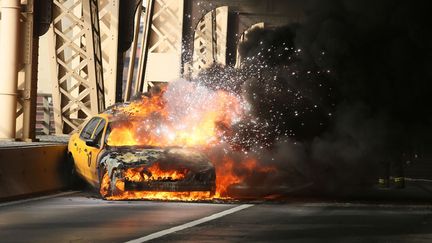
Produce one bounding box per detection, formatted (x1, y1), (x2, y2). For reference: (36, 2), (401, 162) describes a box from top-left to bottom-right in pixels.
(0, 191), (79, 207)
(125, 204), (254, 243)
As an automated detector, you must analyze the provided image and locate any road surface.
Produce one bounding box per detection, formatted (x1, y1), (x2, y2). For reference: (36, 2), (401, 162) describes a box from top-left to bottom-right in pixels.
(1, 191), (432, 242)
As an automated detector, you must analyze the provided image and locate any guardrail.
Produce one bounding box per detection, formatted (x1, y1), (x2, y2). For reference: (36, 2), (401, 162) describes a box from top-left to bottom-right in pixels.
(0, 144), (70, 201)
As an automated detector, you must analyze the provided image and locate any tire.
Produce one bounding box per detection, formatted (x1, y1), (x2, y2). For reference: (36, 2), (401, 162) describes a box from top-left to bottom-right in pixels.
(99, 165), (110, 199)
(66, 153), (85, 189)
(109, 169), (122, 197)
(99, 166), (122, 199)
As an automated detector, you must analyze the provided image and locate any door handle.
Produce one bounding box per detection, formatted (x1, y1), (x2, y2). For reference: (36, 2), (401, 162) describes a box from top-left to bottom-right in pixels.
(87, 151), (92, 167)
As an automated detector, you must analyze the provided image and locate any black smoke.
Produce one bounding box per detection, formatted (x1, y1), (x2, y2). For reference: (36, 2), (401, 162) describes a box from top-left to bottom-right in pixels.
(194, 0), (432, 195)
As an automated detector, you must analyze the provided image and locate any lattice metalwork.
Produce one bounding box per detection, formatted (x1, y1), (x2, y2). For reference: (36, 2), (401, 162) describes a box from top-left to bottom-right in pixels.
(192, 10), (213, 72)
(141, 0), (184, 91)
(89, 0), (105, 112)
(98, 0), (119, 107)
(214, 6), (228, 65)
(192, 6), (228, 76)
(48, 0), (105, 134)
(149, 0), (183, 54)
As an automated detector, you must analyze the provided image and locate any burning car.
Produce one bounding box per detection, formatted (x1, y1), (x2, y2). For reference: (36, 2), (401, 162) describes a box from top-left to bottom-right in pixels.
(67, 113), (216, 200)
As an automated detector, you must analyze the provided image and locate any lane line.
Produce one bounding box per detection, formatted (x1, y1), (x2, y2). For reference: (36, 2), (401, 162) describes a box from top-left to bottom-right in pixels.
(125, 204), (254, 243)
(0, 191), (80, 207)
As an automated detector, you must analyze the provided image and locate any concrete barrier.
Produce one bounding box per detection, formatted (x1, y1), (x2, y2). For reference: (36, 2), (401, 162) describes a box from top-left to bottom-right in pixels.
(0, 144), (69, 201)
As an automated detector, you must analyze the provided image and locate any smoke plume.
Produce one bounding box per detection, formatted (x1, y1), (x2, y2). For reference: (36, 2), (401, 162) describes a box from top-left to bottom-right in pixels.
(190, 0), (432, 196)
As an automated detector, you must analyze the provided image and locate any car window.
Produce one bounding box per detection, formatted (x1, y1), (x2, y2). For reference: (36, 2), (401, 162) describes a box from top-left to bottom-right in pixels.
(92, 119), (106, 147)
(80, 118), (100, 140)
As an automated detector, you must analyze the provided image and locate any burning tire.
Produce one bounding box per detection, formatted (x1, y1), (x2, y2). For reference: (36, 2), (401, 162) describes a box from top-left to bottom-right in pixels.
(109, 169), (122, 197)
(99, 166), (122, 199)
(99, 166), (110, 199)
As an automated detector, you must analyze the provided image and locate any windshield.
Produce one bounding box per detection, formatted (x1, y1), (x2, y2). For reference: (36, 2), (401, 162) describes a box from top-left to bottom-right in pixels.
(106, 120), (176, 147)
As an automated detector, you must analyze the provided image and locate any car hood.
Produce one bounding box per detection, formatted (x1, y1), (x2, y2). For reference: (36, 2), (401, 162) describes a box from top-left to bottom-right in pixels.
(100, 147), (214, 175)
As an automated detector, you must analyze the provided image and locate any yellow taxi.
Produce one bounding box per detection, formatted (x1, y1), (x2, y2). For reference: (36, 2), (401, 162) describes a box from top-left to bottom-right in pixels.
(68, 114), (109, 189)
(67, 113), (216, 199)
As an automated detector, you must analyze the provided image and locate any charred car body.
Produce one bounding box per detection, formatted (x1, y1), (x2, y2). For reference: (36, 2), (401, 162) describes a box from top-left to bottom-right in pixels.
(67, 113), (216, 199)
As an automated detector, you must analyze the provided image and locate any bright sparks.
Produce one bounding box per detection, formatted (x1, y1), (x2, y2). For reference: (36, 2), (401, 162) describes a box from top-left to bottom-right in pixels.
(101, 80), (278, 201)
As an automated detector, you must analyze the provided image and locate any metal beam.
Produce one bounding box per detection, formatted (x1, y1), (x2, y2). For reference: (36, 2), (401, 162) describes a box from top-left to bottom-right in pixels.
(137, 0), (185, 93)
(48, 0), (105, 134)
(99, 0), (120, 107)
(17, 0), (39, 142)
(135, 0), (155, 94)
(124, 1), (143, 102)
(191, 6), (228, 77)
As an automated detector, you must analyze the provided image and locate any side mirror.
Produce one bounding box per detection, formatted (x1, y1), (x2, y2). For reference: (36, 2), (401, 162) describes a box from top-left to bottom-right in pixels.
(85, 138), (98, 147)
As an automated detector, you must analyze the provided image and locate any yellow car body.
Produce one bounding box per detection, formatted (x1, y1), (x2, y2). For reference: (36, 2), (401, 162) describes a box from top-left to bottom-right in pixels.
(68, 114), (110, 188)
(67, 112), (216, 198)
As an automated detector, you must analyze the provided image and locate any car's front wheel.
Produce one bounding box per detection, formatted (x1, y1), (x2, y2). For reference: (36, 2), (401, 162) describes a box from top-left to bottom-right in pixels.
(99, 166), (122, 199)
(99, 166), (110, 199)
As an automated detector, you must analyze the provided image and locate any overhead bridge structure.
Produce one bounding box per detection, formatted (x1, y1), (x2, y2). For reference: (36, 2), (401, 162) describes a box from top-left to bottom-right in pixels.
(1, 0), (431, 199)
(1, 0), (304, 139)
(1, 1), (432, 242)
(0, 0), (304, 200)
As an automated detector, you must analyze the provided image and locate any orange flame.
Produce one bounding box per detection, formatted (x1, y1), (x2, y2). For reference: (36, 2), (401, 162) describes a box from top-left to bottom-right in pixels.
(105, 163), (212, 201)
(109, 190), (213, 201)
(123, 163), (188, 182)
(103, 156), (276, 201)
(212, 156), (277, 198)
(102, 82), (276, 201)
(106, 87), (242, 148)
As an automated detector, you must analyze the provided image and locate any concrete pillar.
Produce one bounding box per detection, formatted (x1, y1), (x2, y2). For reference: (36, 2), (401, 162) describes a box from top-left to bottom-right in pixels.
(0, 0), (21, 139)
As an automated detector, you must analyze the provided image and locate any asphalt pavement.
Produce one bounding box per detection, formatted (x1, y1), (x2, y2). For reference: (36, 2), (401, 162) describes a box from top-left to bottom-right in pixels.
(1, 191), (432, 242)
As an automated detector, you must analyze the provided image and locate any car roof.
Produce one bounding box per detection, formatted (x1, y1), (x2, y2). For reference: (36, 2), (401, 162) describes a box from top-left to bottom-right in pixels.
(95, 113), (111, 120)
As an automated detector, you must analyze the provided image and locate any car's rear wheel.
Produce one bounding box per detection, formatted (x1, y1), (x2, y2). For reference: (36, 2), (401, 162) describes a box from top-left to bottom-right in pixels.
(66, 153), (85, 189)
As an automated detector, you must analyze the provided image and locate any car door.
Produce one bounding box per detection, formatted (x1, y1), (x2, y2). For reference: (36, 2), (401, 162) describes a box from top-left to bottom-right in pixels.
(73, 117), (102, 186)
(87, 118), (107, 185)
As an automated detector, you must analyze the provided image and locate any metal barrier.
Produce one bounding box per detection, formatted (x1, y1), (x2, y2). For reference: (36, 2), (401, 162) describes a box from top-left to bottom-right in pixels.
(0, 144), (69, 201)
